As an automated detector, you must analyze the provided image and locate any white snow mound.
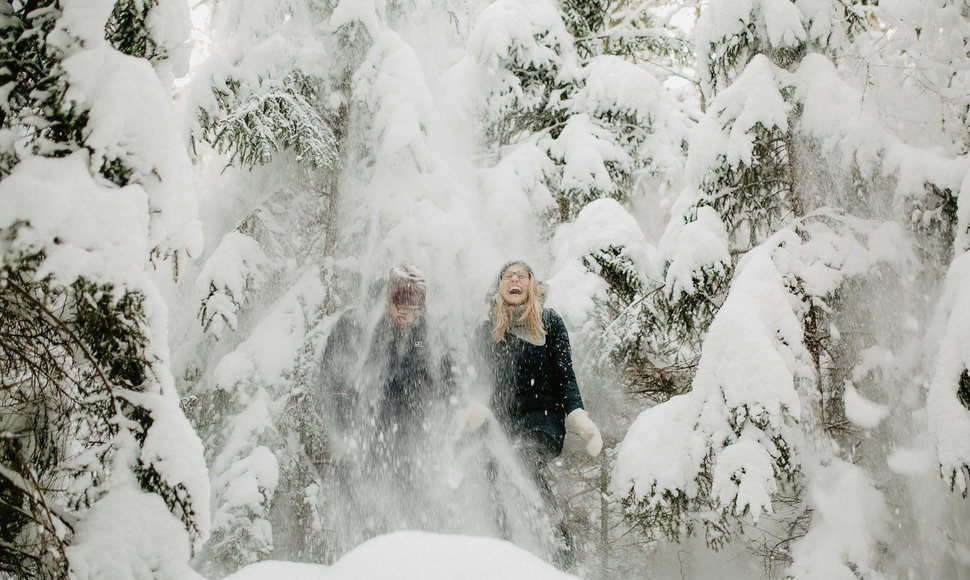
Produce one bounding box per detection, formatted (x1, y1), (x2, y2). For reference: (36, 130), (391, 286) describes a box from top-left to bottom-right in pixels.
(223, 530), (579, 580)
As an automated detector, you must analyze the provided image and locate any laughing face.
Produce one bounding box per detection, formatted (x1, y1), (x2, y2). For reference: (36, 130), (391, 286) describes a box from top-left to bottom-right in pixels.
(499, 264), (531, 306)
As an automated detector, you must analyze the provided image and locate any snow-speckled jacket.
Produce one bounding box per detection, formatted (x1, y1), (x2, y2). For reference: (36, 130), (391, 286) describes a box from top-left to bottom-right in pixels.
(319, 307), (452, 443)
(477, 308), (585, 454)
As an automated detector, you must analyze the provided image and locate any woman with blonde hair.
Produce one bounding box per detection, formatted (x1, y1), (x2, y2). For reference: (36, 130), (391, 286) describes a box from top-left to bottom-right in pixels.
(476, 260), (602, 568)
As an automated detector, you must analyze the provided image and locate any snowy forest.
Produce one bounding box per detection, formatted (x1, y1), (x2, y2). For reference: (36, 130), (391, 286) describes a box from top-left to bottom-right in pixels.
(3, 0), (970, 579)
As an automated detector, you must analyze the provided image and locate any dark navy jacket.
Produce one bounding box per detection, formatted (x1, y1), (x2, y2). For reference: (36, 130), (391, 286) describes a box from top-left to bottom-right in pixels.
(477, 308), (584, 454)
(319, 307), (451, 444)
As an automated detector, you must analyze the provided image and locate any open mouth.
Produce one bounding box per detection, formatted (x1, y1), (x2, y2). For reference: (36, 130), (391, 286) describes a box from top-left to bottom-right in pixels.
(508, 287), (523, 295)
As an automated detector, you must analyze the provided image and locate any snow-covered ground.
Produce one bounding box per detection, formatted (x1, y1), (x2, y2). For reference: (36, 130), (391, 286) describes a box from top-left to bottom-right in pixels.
(224, 532), (578, 580)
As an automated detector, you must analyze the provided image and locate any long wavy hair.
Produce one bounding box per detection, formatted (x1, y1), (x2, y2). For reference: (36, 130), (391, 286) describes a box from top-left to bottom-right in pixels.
(490, 262), (547, 343)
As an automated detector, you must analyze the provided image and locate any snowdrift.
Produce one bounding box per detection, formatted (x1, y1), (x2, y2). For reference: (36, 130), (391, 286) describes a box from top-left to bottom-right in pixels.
(223, 530), (579, 580)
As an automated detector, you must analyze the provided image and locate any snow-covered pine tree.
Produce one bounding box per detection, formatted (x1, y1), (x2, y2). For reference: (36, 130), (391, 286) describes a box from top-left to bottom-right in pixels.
(563, 0), (695, 64)
(876, 1), (970, 507)
(608, 0), (856, 550)
(0, 1), (209, 578)
(613, 0), (970, 577)
(181, 0), (476, 572)
(556, 1), (698, 405)
(177, 0), (346, 574)
(471, 0), (687, 222)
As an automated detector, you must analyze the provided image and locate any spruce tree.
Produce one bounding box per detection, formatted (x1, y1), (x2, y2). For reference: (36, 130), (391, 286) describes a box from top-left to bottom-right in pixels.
(613, 1), (970, 577)
(1, 1), (208, 578)
(180, 0), (351, 573)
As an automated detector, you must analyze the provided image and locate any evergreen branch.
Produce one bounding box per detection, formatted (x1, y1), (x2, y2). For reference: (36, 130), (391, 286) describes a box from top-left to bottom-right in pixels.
(0, 438), (72, 574)
(599, 283), (664, 338)
(105, 0), (166, 62)
(209, 88), (339, 171)
(573, 29), (678, 45)
(7, 278), (117, 398)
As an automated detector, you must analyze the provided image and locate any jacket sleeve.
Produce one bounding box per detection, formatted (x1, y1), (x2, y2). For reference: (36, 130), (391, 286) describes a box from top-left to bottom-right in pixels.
(317, 309), (361, 428)
(544, 309), (584, 414)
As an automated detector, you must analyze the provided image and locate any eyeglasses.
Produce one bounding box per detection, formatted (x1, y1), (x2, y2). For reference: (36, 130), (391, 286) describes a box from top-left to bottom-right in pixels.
(393, 304), (423, 315)
(501, 270), (531, 281)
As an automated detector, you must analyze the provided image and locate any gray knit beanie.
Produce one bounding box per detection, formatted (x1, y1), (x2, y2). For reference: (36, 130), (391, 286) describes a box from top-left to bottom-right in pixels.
(388, 262), (427, 306)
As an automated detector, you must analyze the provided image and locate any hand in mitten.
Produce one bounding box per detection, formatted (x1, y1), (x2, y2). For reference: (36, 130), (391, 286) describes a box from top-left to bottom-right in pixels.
(566, 409), (602, 457)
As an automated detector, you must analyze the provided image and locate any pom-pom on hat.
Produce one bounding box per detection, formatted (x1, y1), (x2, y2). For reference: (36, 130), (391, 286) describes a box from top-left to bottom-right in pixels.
(388, 262), (427, 307)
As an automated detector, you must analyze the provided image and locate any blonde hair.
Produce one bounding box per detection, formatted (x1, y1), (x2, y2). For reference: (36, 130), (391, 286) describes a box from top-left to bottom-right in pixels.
(491, 266), (547, 343)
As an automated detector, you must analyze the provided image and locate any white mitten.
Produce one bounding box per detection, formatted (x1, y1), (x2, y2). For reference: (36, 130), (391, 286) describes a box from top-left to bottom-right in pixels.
(566, 409), (602, 457)
(462, 401), (490, 432)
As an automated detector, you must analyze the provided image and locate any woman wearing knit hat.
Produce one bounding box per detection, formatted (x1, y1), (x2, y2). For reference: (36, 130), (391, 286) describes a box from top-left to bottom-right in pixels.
(475, 260), (602, 569)
(319, 261), (438, 432)
(316, 261), (453, 540)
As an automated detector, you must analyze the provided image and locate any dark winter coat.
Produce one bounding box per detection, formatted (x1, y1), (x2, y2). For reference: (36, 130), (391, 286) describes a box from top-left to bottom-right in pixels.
(368, 314), (449, 439)
(477, 308), (585, 455)
(319, 306), (452, 442)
